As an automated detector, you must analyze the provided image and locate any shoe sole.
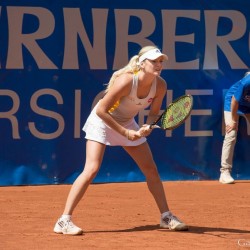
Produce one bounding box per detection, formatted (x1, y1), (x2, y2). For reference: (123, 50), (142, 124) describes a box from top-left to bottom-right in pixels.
(160, 224), (188, 231)
(54, 229), (84, 235)
(54, 230), (63, 234)
(219, 179), (235, 184)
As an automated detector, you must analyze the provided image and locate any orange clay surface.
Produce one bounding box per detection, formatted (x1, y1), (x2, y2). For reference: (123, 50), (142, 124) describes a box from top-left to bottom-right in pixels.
(1, 180), (250, 250)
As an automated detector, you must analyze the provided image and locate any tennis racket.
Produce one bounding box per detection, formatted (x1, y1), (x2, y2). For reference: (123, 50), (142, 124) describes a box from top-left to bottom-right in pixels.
(150, 94), (193, 130)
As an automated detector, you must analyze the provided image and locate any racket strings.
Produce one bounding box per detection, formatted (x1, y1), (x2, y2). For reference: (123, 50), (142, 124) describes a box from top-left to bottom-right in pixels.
(161, 97), (192, 129)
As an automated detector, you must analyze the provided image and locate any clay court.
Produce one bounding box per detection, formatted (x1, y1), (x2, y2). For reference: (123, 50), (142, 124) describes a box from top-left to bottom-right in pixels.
(1, 180), (249, 250)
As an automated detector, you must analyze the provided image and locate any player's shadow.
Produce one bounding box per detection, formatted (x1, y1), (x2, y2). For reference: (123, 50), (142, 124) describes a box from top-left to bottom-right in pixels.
(86, 224), (250, 235)
(181, 226), (250, 235)
(85, 224), (159, 233)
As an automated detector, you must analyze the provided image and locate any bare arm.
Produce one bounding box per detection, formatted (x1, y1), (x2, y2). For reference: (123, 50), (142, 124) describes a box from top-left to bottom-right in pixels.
(147, 77), (167, 124)
(231, 96), (239, 122)
(96, 73), (141, 140)
(139, 77), (167, 136)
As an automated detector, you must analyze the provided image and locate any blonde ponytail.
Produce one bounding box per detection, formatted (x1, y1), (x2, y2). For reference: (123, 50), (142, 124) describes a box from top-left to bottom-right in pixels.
(105, 45), (159, 92)
(105, 55), (140, 92)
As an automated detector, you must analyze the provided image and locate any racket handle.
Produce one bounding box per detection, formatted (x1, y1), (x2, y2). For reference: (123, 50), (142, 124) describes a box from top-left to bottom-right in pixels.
(150, 125), (161, 129)
(148, 124), (160, 129)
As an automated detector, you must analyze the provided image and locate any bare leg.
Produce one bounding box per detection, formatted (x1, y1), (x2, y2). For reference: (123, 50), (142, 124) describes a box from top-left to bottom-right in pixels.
(63, 140), (106, 215)
(123, 142), (169, 213)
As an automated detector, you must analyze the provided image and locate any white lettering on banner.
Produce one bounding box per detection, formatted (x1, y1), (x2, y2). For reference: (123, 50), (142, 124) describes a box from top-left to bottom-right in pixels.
(29, 89), (65, 139)
(0, 88), (216, 139)
(1, 87), (249, 139)
(0, 90), (20, 139)
(0, 89), (82, 140)
(6, 7), (57, 69)
(204, 10), (247, 69)
(74, 90), (82, 138)
(63, 8), (108, 69)
(113, 9), (156, 68)
(162, 10), (200, 69)
(0, 6), (249, 69)
(185, 89), (213, 137)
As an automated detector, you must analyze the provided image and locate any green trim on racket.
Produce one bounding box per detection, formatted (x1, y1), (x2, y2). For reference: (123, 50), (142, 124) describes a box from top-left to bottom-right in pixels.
(150, 94), (193, 130)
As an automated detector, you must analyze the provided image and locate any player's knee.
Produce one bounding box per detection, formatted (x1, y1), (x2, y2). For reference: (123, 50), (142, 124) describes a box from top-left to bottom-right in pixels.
(83, 165), (100, 181)
(144, 165), (160, 180)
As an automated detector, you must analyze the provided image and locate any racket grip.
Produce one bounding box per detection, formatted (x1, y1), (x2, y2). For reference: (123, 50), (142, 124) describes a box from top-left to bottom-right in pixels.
(148, 124), (160, 129)
(150, 125), (161, 129)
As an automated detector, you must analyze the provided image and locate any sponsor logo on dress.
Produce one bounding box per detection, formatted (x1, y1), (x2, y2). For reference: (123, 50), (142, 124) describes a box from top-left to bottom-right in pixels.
(128, 96), (135, 102)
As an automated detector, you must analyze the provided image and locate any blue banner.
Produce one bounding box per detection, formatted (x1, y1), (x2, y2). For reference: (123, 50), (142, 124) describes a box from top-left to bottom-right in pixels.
(0, 0), (250, 185)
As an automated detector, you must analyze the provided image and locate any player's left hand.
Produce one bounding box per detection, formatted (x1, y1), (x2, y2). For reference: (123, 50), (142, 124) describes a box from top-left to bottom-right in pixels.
(138, 124), (153, 137)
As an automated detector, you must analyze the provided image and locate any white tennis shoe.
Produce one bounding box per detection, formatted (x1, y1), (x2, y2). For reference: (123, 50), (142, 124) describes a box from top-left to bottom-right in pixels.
(219, 170), (235, 184)
(54, 217), (83, 235)
(160, 213), (188, 231)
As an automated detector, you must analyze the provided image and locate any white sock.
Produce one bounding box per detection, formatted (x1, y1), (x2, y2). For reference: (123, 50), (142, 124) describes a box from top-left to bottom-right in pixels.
(61, 214), (71, 220)
(161, 211), (171, 218)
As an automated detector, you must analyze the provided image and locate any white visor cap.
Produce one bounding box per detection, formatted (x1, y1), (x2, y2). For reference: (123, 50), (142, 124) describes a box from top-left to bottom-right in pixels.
(138, 48), (168, 64)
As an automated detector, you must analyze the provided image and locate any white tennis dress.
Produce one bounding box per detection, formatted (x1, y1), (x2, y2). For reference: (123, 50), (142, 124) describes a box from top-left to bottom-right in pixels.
(82, 74), (157, 146)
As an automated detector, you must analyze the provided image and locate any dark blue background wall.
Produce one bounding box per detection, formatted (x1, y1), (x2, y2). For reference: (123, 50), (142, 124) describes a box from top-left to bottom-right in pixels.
(0, 0), (249, 185)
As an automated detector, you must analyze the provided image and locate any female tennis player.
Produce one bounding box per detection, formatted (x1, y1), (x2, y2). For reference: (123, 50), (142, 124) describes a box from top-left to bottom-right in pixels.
(54, 45), (188, 235)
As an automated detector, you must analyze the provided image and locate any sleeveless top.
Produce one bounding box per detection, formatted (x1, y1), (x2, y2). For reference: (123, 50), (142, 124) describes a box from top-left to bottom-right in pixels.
(109, 74), (156, 124)
(82, 74), (157, 146)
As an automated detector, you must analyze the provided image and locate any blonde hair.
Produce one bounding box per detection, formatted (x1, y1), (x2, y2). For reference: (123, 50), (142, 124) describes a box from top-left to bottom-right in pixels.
(105, 45), (159, 92)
